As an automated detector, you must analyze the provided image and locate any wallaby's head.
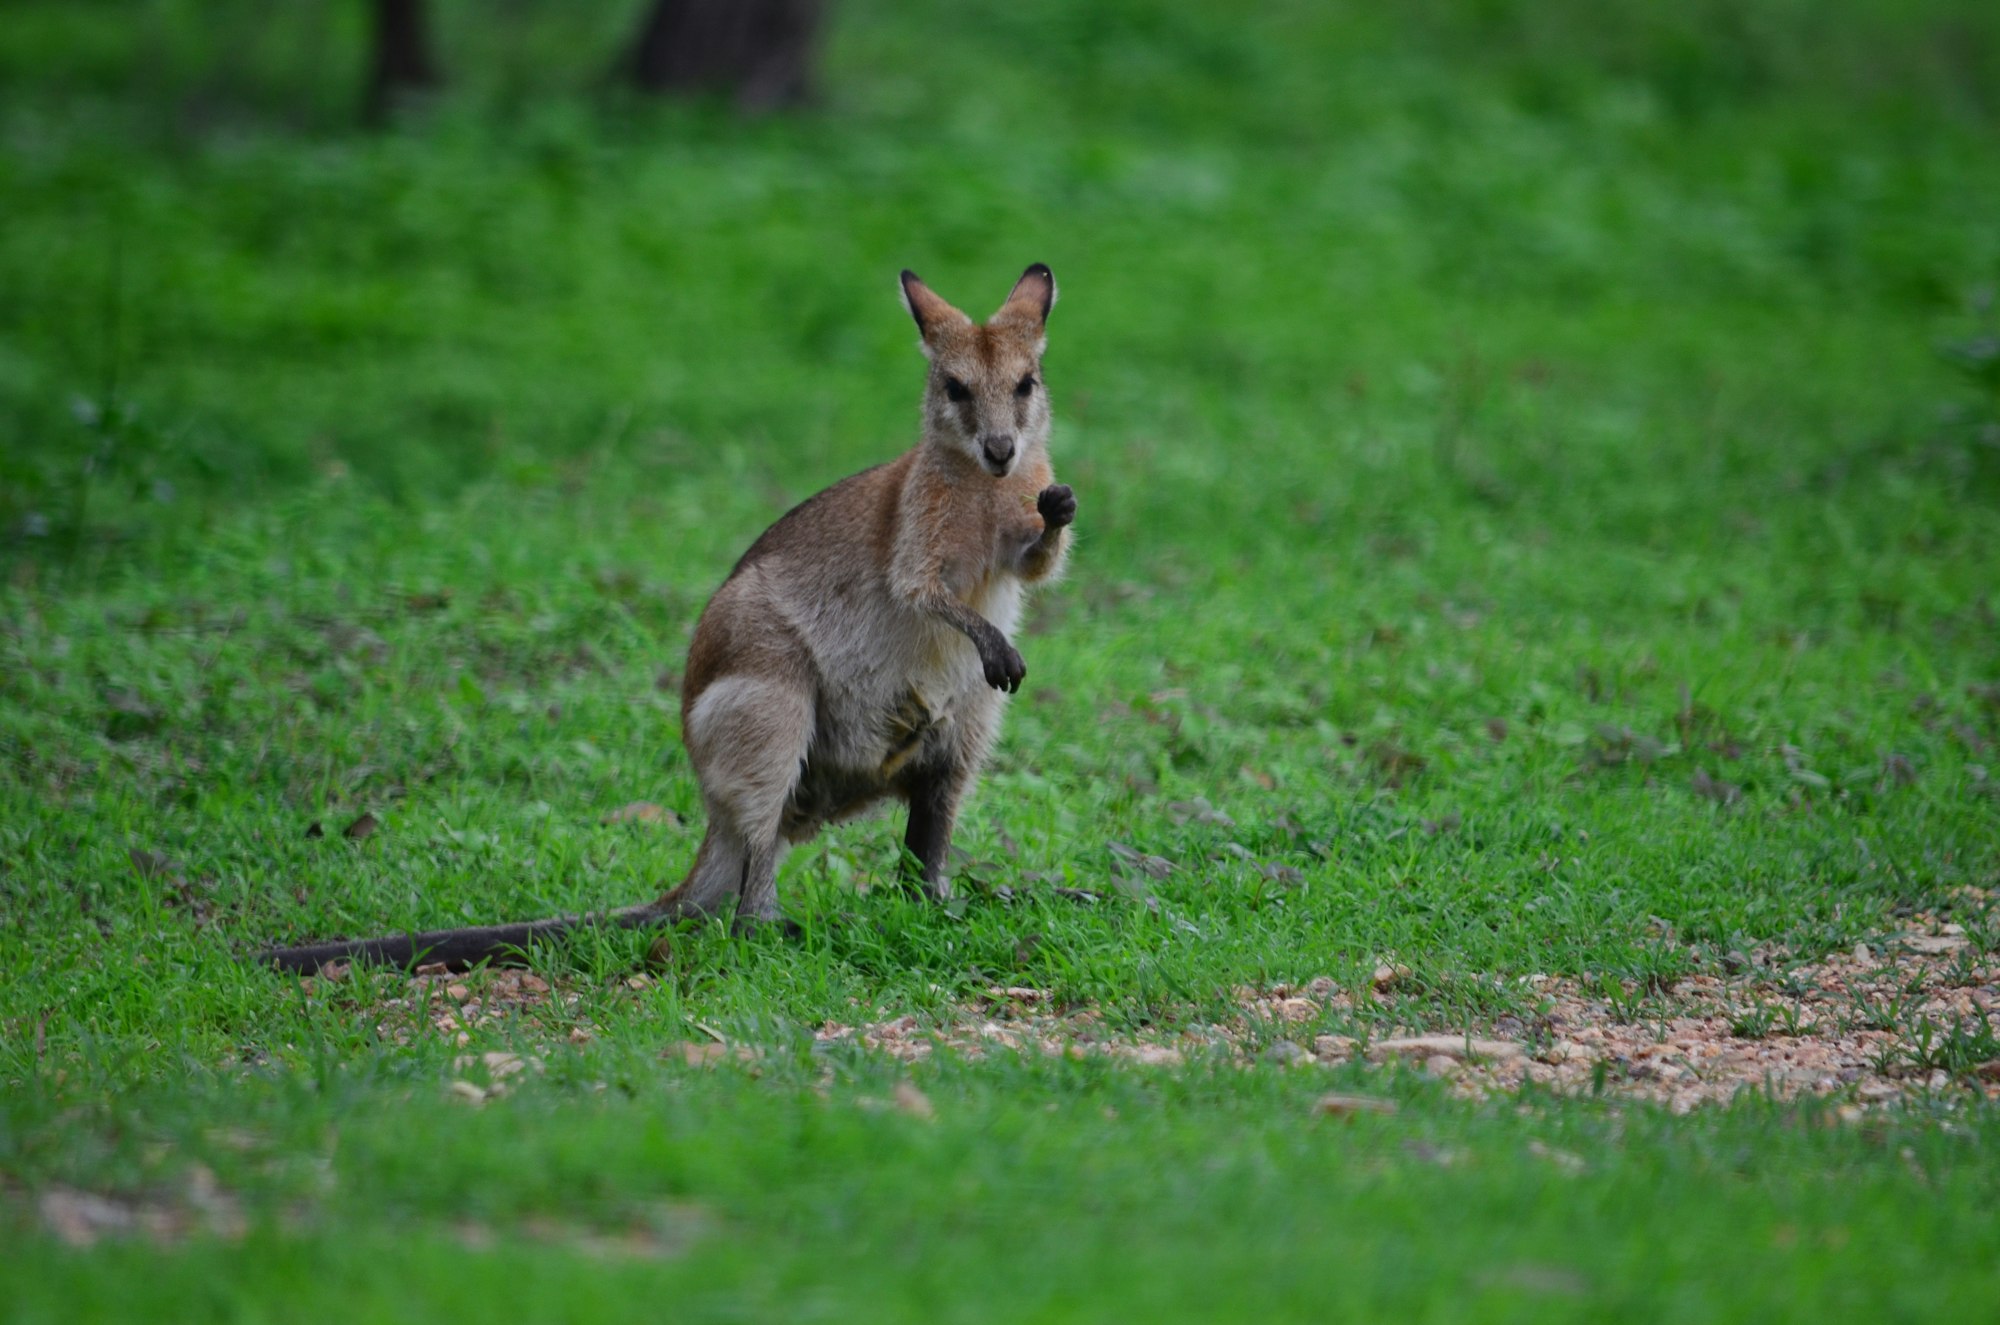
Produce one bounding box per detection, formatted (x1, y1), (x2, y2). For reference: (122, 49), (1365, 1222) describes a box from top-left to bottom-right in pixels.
(899, 264), (1057, 478)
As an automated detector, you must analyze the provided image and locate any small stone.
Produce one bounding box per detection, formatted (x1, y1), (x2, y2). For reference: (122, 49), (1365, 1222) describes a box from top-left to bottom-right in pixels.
(1372, 962), (1413, 992)
(1313, 1034), (1356, 1061)
(477, 1051), (533, 1079)
(984, 986), (1052, 1004)
(1898, 934), (1968, 955)
(1265, 1040), (1310, 1066)
(1424, 1054), (1460, 1077)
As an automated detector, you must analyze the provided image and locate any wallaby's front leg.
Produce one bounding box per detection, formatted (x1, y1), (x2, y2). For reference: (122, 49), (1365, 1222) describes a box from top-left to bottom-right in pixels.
(891, 499), (1031, 692)
(925, 596), (1026, 692)
(1021, 484), (1076, 581)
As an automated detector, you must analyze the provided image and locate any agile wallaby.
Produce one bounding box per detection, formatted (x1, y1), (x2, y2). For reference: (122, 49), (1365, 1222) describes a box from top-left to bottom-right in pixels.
(257, 264), (1073, 972)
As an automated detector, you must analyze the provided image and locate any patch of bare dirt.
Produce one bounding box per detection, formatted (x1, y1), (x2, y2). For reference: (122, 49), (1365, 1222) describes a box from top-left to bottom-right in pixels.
(811, 994), (1197, 1070)
(16, 1166), (246, 1247)
(301, 906), (1999, 1113)
(304, 963), (599, 1050)
(1419, 923), (1999, 1114)
(451, 1202), (710, 1260)
(808, 911), (1999, 1111)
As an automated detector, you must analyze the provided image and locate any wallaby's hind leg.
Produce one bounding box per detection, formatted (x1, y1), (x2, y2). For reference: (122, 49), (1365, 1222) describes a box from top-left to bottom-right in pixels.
(901, 700), (1002, 902)
(655, 826), (745, 917)
(901, 758), (974, 901)
(733, 838), (789, 933)
(678, 673), (813, 928)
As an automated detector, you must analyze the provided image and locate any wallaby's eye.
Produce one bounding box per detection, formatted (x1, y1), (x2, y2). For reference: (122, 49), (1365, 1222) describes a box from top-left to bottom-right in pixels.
(943, 376), (972, 403)
(1015, 375), (1037, 397)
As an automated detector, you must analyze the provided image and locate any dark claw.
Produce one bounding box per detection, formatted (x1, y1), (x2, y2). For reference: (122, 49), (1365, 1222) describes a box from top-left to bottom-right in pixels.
(1037, 483), (1077, 530)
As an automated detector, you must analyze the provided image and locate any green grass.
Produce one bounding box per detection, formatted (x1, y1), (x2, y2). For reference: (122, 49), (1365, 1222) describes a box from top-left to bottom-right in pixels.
(4, 0), (2000, 1318)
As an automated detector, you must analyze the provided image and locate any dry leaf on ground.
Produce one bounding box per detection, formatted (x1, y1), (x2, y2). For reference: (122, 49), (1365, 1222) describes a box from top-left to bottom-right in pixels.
(1313, 1093), (1399, 1118)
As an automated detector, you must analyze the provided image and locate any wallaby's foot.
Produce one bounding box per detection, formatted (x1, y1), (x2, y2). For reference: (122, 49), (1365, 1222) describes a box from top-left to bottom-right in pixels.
(729, 912), (804, 941)
(894, 870), (955, 904)
(1037, 483), (1076, 530)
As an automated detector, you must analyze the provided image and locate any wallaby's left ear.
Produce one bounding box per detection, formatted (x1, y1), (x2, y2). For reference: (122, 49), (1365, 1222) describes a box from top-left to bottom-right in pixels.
(991, 263), (1057, 332)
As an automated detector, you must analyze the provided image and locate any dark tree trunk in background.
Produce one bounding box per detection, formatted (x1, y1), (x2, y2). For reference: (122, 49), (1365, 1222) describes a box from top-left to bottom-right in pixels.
(365, 0), (441, 123)
(627, 0), (823, 109)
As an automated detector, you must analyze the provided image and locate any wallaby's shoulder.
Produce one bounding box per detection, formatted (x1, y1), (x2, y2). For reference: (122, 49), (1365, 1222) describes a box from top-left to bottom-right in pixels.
(723, 450), (917, 582)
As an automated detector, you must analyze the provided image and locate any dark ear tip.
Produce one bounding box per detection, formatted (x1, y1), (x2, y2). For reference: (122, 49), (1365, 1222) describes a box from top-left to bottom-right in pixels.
(900, 269), (922, 287)
(1023, 262), (1052, 280)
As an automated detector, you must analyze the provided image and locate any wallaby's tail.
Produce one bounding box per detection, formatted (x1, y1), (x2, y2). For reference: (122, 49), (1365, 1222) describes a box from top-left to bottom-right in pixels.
(253, 900), (675, 975)
(254, 827), (750, 975)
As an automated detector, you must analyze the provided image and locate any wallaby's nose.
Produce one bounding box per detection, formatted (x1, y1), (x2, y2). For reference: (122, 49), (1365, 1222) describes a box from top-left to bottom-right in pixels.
(980, 434), (1016, 470)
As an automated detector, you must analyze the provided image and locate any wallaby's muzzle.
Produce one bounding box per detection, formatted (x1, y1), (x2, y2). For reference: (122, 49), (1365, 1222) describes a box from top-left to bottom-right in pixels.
(980, 433), (1016, 474)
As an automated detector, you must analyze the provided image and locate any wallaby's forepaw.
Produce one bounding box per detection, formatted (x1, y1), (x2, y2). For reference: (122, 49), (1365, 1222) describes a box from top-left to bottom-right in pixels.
(1037, 484), (1077, 530)
(981, 638), (1027, 693)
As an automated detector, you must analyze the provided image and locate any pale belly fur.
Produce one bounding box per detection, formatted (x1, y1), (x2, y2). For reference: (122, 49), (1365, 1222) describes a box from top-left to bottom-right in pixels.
(780, 576), (1021, 836)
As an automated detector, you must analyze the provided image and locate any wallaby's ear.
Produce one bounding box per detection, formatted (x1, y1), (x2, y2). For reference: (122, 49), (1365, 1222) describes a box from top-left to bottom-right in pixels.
(991, 263), (1057, 332)
(899, 270), (970, 355)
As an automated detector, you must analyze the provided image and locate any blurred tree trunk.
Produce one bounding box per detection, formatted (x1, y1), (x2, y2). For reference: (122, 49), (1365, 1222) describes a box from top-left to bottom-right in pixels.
(626, 0), (823, 109)
(365, 0), (441, 123)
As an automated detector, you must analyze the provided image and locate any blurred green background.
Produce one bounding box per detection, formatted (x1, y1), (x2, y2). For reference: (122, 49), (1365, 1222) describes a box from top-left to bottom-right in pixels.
(4, 0), (1996, 546)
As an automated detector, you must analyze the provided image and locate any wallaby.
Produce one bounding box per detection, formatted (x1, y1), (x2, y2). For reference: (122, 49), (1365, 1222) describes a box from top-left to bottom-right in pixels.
(257, 264), (1073, 972)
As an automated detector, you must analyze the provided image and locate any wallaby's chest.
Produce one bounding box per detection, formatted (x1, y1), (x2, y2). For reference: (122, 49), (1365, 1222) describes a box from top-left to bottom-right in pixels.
(799, 568), (1020, 778)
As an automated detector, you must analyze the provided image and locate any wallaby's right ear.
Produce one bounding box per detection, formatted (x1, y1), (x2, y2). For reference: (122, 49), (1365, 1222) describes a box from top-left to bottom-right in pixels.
(899, 270), (970, 356)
